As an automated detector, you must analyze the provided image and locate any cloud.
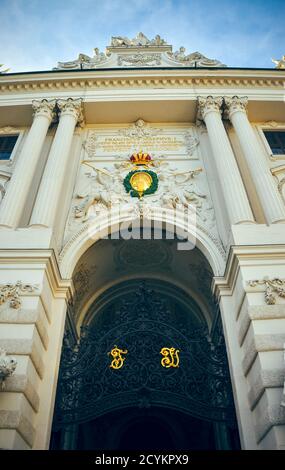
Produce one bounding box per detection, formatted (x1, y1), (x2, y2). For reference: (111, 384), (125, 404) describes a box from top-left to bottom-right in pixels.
(0, 0), (284, 71)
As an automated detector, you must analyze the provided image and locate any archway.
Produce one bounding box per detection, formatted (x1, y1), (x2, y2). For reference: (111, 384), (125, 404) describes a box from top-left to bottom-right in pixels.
(52, 234), (239, 450)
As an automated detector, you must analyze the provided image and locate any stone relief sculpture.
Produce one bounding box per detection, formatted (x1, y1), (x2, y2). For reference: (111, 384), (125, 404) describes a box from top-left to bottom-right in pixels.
(272, 55), (285, 69)
(168, 47), (226, 67)
(0, 348), (17, 389)
(0, 281), (39, 309)
(54, 48), (108, 70)
(111, 32), (167, 47)
(73, 157), (214, 227)
(74, 165), (130, 221)
(248, 278), (285, 304)
(55, 33), (227, 70)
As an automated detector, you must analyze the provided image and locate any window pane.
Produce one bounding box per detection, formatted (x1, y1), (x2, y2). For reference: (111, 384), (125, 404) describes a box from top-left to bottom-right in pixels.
(264, 131), (285, 155)
(0, 135), (18, 160)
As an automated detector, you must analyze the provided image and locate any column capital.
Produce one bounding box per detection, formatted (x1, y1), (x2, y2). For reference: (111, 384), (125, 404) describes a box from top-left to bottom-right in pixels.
(32, 99), (56, 121)
(197, 96), (223, 121)
(224, 96), (248, 119)
(57, 97), (84, 125)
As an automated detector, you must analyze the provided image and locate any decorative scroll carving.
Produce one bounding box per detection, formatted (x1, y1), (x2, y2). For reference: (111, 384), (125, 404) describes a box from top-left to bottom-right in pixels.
(73, 262), (97, 306)
(118, 53), (161, 66)
(54, 33), (226, 70)
(55, 48), (108, 70)
(272, 55), (285, 69)
(32, 99), (57, 120)
(0, 348), (17, 389)
(118, 119), (162, 139)
(197, 96), (223, 121)
(0, 281), (39, 309)
(248, 278), (285, 304)
(224, 96), (248, 118)
(168, 47), (226, 67)
(57, 98), (84, 125)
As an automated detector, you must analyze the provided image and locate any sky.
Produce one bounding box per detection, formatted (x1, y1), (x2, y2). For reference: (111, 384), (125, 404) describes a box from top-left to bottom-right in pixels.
(0, 0), (284, 73)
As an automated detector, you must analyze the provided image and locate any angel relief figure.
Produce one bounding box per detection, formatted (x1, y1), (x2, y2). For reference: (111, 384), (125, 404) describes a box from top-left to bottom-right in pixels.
(74, 163), (129, 222)
(158, 167), (214, 224)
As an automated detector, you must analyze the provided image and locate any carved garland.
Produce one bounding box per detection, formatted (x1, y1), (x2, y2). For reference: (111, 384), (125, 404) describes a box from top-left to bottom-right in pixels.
(0, 281), (39, 309)
(247, 278), (285, 305)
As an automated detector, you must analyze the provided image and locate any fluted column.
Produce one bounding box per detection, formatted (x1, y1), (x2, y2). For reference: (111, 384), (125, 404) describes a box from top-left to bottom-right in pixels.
(30, 98), (83, 228)
(197, 96), (255, 225)
(0, 99), (56, 228)
(225, 96), (285, 224)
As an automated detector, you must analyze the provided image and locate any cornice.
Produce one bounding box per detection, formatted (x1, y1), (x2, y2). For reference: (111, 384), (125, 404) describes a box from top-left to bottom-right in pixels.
(0, 249), (73, 299)
(0, 68), (284, 95)
(213, 244), (285, 298)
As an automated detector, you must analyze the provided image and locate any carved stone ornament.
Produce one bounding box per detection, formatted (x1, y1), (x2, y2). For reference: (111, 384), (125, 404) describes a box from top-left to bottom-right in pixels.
(247, 278), (285, 304)
(119, 119), (162, 139)
(272, 55), (285, 69)
(0, 64), (10, 73)
(197, 96), (223, 121)
(118, 53), (161, 66)
(54, 33), (227, 70)
(32, 99), (57, 121)
(74, 154), (213, 226)
(55, 48), (108, 70)
(0, 126), (19, 135)
(224, 96), (248, 119)
(0, 281), (39, 309)
(0, 348), (17, 389)
(57, 98), (84, 125)
(168, 47), (226, 67)
(111, 32), (167, 47)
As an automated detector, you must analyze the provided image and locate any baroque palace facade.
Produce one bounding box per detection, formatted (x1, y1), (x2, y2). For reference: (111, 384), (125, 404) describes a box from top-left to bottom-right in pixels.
(0, 33), (285, 450)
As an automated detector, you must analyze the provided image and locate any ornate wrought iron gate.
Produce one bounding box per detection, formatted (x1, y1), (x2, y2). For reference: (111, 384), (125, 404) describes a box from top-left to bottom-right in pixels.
(53, 282), (236, 434)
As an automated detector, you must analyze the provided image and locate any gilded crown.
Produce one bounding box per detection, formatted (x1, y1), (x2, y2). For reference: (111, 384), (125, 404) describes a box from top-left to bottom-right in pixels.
(130, 151), (152, 166)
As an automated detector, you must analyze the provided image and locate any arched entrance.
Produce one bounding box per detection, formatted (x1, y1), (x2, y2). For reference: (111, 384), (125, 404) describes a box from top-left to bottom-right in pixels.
(53, 229), (240, 449)
(51, 250), (240, 450)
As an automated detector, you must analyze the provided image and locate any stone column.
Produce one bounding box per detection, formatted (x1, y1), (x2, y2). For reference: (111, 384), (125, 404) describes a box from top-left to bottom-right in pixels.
(29, 98), (83, 228)
(197, 96), (255, 225)
(0, 99), (56, 228)
(224, 96), (285, 224)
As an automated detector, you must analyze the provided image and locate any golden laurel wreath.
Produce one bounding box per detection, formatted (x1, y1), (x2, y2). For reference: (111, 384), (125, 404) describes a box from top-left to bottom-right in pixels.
(123, 169), (158, 198)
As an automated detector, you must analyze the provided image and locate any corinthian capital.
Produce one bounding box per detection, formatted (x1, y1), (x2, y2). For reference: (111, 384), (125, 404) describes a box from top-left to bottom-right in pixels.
(224, 96), (248, 119)
(32, 99), (56, 121)
(197, 96), (223, 121)
(57, 97), (84, 125)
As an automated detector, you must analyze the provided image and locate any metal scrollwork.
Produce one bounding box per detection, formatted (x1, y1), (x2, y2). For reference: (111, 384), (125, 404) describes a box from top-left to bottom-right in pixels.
(53, 282), (235, 430)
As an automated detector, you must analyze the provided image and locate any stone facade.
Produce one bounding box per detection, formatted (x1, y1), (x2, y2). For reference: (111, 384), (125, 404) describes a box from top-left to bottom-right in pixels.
(0, 33), (285, 450)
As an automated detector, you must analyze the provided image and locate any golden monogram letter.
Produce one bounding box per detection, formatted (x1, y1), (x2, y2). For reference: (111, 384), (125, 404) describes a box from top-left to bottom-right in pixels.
(160, 347), (180, 368)
(108, 345), (128, 370)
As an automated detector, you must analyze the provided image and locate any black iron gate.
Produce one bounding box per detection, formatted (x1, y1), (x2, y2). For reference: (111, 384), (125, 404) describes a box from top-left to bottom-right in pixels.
(53, 282), (236, 433)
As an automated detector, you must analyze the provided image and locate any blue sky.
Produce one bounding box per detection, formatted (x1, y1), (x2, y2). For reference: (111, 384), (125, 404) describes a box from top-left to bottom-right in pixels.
(0, 0), (284, 72)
